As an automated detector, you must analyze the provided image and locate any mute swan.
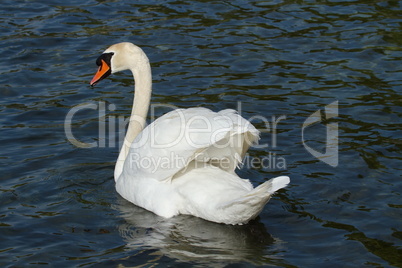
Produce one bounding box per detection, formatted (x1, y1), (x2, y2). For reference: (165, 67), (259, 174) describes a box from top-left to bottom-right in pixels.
(90, 42), (289, 225)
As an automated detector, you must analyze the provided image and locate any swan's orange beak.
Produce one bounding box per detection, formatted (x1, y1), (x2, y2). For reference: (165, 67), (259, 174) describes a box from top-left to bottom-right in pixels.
(90, 59), (111, 86)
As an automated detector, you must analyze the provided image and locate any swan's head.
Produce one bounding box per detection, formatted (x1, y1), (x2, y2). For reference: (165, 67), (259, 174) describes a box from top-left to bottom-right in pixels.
(90, 42), (148, 86)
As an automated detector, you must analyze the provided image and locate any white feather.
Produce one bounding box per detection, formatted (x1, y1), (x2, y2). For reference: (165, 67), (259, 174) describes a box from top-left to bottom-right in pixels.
(91, 42), (290, 225)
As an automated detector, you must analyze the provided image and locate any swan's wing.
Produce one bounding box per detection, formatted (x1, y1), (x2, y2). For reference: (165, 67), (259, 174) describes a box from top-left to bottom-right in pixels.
(120, 107), (259, 182)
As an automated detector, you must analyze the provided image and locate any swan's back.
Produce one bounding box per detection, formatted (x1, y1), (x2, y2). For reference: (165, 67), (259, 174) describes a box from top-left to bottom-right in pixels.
(174, 164), (289, 224)
(115, 107), (289, 224)
(116, 107), (259, 182)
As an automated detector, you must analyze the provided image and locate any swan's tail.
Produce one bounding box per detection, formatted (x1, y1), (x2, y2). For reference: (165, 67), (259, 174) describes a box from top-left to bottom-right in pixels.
(218, 176), (290, 225)
(262, 175), (290, 195)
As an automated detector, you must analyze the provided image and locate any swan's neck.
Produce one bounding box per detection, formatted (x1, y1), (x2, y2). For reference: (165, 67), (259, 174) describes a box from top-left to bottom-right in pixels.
(115, 58), (152, 180)
(126, 64), (152, 146)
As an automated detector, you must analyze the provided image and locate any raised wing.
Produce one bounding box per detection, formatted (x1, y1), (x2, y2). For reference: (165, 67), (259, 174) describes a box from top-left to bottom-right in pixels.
(119, 107), (259, 182)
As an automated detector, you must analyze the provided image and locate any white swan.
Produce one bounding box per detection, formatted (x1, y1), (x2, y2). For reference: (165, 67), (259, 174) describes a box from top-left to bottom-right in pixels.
(90, 42), (289, 225)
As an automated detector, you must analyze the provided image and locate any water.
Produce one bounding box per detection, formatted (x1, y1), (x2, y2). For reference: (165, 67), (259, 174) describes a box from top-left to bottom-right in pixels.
(1, 0), (401, 266)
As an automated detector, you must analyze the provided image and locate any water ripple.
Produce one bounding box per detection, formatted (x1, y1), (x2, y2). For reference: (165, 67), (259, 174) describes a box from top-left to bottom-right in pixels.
(0, 0), (401, 267)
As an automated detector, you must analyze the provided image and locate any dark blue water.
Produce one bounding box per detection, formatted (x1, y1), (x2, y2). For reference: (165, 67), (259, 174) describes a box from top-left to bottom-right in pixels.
(1, 0), (401, 267)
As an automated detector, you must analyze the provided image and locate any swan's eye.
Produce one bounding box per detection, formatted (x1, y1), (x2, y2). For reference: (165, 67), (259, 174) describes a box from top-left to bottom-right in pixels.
(95, 52), (114, 66)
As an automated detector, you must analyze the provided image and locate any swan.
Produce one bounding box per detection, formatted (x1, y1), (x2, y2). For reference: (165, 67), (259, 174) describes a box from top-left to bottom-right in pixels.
(90, 42), (289, 225)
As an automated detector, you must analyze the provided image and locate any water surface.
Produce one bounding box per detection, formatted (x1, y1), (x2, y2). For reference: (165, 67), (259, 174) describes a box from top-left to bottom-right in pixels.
(1, 0), (401, 267)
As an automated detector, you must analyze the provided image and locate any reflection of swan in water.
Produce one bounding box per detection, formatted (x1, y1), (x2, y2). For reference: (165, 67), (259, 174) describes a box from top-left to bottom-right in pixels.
(113, 197), (285, 265)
